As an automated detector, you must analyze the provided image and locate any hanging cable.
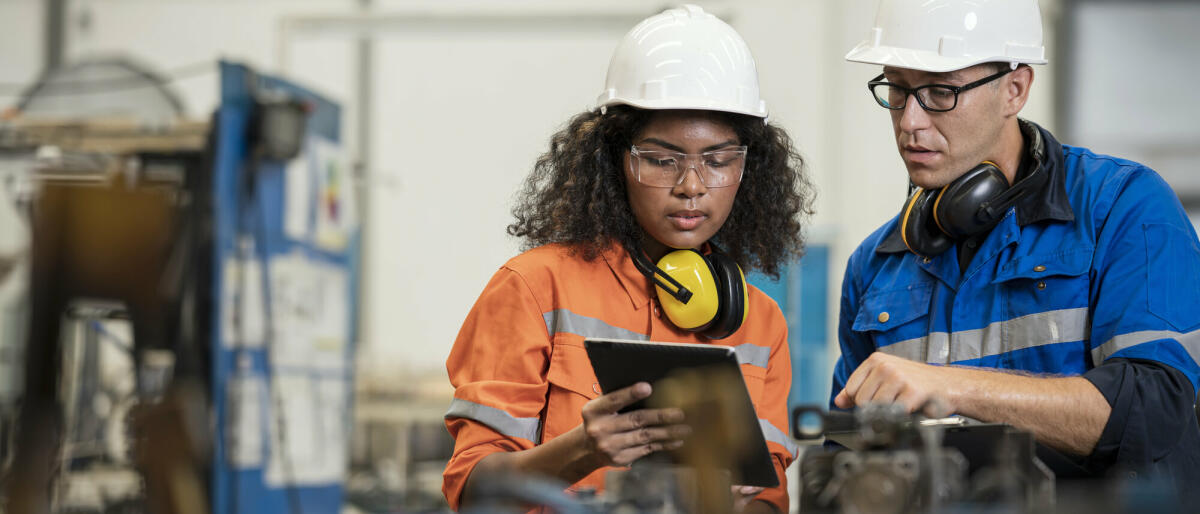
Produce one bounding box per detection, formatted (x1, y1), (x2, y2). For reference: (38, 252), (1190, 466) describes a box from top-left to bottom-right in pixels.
(0, 61), (216, 96)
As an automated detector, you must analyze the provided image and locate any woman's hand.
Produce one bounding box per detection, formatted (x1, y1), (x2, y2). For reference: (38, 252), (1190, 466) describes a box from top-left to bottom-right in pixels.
(580, 382), (691, 467)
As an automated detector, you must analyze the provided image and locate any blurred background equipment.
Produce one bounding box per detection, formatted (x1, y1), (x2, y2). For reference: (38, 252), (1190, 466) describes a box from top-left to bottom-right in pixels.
(3, 87), (208, 514)
(791, 404), (1194, 514)
(208, 62), (357, 514)
(792, 404), (1053, 514)
(17, 56), (189, 123)
(0, 57), (362, 514)
(0, 126), (33, 471)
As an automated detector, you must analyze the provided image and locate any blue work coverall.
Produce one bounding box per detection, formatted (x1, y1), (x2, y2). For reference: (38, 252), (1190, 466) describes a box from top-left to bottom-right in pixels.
(831, 120), (1200, 492)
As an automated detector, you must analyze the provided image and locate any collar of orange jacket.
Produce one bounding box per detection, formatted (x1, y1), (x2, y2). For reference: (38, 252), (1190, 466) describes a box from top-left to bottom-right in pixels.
(600, 241), (715, 311)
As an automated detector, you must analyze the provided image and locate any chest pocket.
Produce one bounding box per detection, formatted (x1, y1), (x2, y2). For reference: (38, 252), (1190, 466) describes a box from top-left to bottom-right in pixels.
(547, 340), (600, 400)
(542, 340), (600, 444)
(994, 248), (1092, 321)
(852, 284), (933, 336)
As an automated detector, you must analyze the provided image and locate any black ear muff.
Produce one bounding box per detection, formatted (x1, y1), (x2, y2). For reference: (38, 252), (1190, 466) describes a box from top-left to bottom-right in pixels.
(933, 161), (1009, 239)
(704, 251), (747, 339)
(901, 187), (953, 258)
(898, 161), (1035, 259)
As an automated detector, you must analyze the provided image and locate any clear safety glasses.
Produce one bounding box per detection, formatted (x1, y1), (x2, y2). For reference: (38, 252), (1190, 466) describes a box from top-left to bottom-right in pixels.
(629, 145), (748, 188)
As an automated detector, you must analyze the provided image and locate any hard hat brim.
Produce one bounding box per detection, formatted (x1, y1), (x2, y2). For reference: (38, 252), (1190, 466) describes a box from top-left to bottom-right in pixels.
(844, 40), (1046, 73)
(596, 96), (768, 119)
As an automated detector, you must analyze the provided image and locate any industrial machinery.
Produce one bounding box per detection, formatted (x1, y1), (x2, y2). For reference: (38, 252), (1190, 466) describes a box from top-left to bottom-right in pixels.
(792, 403), (1054, 514)
(0, 60), (358, 514)
(463, 463), (735, 514)
(0, 112), (212, 514)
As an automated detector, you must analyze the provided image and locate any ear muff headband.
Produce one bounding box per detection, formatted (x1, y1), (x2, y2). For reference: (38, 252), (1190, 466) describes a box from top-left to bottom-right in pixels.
(631, 248), (693, 304)
(975, 160), (1048, 222)
(704, 251), (747, 339)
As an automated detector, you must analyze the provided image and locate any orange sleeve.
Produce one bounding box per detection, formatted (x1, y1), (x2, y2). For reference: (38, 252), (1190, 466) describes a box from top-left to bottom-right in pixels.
(754, 309), (796, 513)
(442, 266), (552, 510)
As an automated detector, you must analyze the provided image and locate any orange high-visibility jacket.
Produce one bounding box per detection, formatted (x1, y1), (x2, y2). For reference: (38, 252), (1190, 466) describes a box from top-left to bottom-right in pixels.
(443, 244), (797, 512)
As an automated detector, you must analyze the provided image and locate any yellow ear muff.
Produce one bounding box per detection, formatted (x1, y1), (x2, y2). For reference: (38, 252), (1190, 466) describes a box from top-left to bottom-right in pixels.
(900, 186), (954, 258)
(900, 188), (926, 253)
(655, 250), (720, 330)
(931, 187), (951, 235)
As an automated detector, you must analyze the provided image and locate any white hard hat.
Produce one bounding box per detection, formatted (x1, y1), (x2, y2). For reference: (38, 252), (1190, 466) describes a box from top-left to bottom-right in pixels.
(845, 0), (1047, 73)
(596, 4), (768, 118)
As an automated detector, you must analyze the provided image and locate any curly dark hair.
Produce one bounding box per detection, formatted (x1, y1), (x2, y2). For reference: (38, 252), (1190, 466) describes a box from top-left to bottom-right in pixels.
(507, 105), (814, 279)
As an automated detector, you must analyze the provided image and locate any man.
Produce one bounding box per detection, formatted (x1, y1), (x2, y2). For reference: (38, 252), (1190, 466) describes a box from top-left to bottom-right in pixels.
(830, 0), (1200, 493)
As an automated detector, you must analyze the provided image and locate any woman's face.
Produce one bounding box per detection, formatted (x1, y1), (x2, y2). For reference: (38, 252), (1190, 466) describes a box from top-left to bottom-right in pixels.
(624, 110), (742, 260)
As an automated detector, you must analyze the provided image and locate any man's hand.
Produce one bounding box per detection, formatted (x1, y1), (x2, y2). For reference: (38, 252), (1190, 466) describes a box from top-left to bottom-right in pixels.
(832, 351), (1112, 456)
(580, 382), (691, 467)
(834, 352), (956, 416)
(731, 485), (770, 513)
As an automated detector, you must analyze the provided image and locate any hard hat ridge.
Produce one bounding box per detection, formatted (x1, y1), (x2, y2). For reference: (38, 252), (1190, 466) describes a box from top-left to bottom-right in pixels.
(595, 4), (768, 118)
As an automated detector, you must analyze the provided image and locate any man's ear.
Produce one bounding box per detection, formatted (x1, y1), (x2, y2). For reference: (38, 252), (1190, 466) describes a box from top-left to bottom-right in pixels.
(1004, 65), (1034, 116)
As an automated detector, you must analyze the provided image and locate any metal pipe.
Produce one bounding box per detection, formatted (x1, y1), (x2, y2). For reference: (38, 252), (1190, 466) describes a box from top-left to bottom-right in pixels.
(44, 0), (66, 71)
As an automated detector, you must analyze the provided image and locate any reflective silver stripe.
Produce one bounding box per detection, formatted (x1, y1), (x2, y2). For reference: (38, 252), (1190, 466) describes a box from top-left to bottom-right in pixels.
(880, 307), (1090, 364)
(543, 309), (648, 340)
(759, 418), (798, 457)
(445, 398), (541, 442)
(1091, 328), (1200, 366)
(733, 344), (770, 369)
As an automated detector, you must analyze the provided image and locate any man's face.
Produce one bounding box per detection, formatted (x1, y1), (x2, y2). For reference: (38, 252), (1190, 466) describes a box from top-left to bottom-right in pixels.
(884, 64), (1009, 189)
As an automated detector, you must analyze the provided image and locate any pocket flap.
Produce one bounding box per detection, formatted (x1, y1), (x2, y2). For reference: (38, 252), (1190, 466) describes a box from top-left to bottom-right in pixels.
(852, 284), (933, 332)
(993, 248), (1092, 283)
(547, 342), (600, 400)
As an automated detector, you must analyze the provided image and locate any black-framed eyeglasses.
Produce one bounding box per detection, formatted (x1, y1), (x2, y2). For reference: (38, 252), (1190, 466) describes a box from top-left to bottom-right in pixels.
(867, 67), (1012, 112)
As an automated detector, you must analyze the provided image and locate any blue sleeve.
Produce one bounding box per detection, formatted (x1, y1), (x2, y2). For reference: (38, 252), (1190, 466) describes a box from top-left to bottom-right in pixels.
(830, 247), (873, 410)
(1082, 358), (1200, 494)
(1088, 166), (1200, 395)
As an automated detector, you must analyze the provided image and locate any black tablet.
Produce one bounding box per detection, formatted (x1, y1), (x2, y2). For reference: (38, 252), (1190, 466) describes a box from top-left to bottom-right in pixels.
(584, 337), (780, 488)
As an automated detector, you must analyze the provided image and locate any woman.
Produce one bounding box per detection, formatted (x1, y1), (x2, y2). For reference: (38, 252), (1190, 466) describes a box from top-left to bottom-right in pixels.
(442, 5), (813, 513)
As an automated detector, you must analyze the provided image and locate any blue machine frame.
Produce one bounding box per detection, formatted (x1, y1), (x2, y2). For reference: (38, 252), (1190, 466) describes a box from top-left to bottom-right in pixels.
(746, 244), (831, 414)
(210, 61), (360, 514)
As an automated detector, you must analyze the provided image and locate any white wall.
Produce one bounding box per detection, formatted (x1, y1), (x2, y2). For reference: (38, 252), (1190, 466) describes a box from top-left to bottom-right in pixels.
(0, 0), (43, 92)
(0, 0), (1062, 390)
(1065, 2), (1200, 195)
(61, 0), (359, 118)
